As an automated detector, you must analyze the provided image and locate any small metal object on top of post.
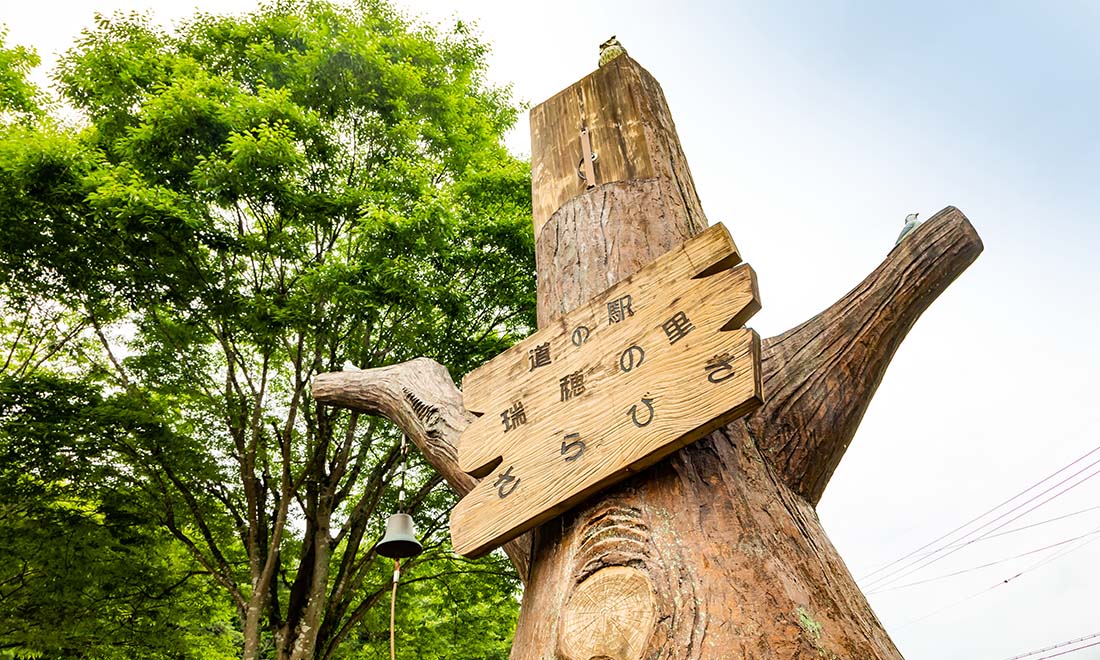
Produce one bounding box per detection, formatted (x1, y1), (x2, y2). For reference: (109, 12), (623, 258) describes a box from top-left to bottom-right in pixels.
(578, 128), (597, 189)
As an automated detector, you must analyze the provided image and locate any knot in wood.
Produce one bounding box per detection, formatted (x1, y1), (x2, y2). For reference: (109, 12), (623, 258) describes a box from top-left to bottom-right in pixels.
(572, 503), (651, 583)
(402, 386), (440, 427)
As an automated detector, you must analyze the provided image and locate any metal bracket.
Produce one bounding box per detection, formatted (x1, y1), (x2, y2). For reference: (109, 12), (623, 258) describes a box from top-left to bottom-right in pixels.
(578, 128), (598, 188)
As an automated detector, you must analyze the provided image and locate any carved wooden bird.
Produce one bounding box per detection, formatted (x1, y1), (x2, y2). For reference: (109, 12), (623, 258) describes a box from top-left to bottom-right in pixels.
(896, 212), (922, 245)
(599, 36), (627, 67)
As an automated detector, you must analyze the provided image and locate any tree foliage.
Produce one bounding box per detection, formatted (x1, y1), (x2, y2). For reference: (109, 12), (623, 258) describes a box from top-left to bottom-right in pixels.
(0, 2), (533, 658)
(0, 376), (241, 659)
(0, 30), (42, 122)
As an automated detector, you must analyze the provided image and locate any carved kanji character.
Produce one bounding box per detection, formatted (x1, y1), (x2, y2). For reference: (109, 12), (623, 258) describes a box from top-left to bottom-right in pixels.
(628, 397), (655, 427)
(559, 370), (585, 402)
(607, 294), (634, 324)
(704, 353), (737, 383)
(571, 325), (591, 347)
(494, 466), (520, 498)
(561, 433), (586, 462)
(661, 311), (695, 344)
(528, 342), (551, 370)
(500, 400), (527, 432)
(619, 345), (646, 373)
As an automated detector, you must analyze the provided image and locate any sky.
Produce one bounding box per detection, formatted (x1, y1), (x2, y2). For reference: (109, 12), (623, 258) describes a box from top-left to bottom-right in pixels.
(5, 1), (1100, 658)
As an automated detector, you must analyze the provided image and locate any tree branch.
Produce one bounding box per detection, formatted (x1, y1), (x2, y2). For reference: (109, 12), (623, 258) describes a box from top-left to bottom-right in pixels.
(747, 206), (984, 504)
(312, 358), (531, 583)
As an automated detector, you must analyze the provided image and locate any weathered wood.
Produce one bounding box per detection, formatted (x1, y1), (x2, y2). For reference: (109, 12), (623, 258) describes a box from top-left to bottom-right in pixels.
(312, 54), (984, 659)
(750, 206), (983, 505)
(312, 210), (983, 655)
(510, 201), (981, 658)
(450, 225), (762, 556)
(531, 57), (707, 326)
(311, 359), (531, 583)
(464, 222), (745, 422)
(509, 56), (983, 658)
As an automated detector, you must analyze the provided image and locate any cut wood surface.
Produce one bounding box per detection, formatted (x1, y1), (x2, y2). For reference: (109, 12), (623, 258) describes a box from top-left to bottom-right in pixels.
(311, 208), (983, 658)
(511, 206), (981, 660)
(310, 358), (532, 582)
(558, 566), (656, 660)
(530, 56), (706, 241)
(452, 224), (761, 557)
(454, 312), (758, 555)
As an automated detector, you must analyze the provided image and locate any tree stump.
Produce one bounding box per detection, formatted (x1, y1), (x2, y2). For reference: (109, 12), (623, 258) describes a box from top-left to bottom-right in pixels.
(313, 55), (983, 658)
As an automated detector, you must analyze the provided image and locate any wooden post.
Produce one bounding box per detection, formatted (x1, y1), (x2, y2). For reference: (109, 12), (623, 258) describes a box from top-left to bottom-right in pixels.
(313, 54), (983, 658)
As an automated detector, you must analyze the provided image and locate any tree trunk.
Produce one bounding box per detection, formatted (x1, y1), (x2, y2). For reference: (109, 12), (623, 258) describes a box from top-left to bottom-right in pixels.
(513, 188), (981, 657)
(312, 56), (983, 659)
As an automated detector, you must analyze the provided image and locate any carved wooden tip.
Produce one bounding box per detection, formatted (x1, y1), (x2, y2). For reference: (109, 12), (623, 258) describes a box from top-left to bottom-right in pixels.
(753, 204), (983, 505)
(897, 205), (983, 260)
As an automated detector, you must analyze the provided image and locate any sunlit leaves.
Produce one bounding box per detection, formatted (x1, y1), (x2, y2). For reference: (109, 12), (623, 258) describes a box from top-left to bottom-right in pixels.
(1, 1), (532, 656)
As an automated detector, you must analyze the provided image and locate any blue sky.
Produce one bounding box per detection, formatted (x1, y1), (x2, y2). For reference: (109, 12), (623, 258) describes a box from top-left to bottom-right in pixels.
(6, 1), (1099, 658)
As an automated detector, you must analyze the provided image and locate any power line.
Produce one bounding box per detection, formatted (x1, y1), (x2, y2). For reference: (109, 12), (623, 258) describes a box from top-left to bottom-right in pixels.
(867, 525), (1100, 595)
(864, 459), (1100, 590)
(866, 457), (1100, 588)
(860, 443), (1100, 583)
(923, 504), (1100, 555)
(1002, 631), (1100, 660)
(1038, 642), (1100, 655)
(896, 530), (1100, 628)
(1013, 528), (1100, 579)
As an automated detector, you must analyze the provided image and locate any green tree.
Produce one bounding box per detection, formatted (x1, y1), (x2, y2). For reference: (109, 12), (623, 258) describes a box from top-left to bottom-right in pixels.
(0, 376), (241, 659)
(0, 2), (532, 658)
(0, 29), (42, 123)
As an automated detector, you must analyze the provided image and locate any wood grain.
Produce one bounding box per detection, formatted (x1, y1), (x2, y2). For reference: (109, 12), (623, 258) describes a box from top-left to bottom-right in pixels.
(311, 52), (985, 658)
(513, 54), (982, 658)
(462, 222), (744, 426)
(558, 566), (656, 660)
(310, 208), (982, 658)
(530, 56), (706, 243)
(749, 206), (984, 504)
(310, 359), (531, 582)
(451, 226), (761, 557)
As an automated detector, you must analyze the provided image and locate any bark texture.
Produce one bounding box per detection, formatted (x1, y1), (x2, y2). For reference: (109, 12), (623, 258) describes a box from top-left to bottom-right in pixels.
(312, 53), (983, 655)
(530, 56), (709, 327)
(535, 179), (707, 327)
(312, 207), (982, 658)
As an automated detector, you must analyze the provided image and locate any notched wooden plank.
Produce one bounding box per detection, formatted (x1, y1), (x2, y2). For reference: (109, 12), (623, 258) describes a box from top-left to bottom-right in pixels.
(451, 326), (762, 557)
(461, 222), (740, 416)
(451, 223), (763, 557)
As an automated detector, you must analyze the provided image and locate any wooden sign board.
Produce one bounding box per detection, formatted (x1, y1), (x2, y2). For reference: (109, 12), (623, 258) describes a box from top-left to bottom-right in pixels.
(450, 224), (764, 557)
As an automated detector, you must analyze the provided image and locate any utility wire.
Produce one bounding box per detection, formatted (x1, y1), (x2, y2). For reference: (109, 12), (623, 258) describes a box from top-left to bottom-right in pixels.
(896, 529), (1100, 628)
(1002, 631), (1100, 660)
(865, 459), (1100, 590)
(868, 525), (1100, 594)
(919, 504), (1100, 556)
(1013, 528), (1100, 579)
(1038, 642), (1100, 655)
(896, 579), (1006, 630)
(860, 444), (1100, 582)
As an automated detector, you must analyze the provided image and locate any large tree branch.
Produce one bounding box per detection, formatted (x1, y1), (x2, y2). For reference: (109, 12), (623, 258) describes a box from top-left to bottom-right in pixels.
(311, 359), (531, 582)
(748, 206), (984, 504)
